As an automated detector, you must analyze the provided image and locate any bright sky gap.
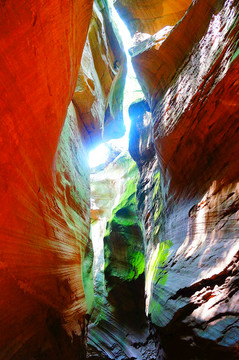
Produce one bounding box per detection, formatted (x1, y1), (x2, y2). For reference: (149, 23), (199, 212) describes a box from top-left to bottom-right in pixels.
(89, 3), (143, 168)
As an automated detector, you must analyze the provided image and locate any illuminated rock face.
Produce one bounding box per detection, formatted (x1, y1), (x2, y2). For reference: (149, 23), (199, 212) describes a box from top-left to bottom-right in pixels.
(73, 1), (126, 147)
(88, 152), (163, 359)
(1, 0), (238, 358)
(114, 0), (192, 36)
(0, 0), (127, 357)
(103, 159), (145, 320)
(128, 0), (239, 358)
(0, 1), (93, 359)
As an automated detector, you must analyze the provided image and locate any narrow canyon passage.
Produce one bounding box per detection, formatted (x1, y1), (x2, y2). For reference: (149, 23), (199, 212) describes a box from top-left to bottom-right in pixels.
(0, 0), (238, 360)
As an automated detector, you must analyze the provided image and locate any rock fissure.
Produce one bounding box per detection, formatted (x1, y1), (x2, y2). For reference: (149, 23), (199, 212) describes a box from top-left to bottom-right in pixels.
(0, 0), (238, 359)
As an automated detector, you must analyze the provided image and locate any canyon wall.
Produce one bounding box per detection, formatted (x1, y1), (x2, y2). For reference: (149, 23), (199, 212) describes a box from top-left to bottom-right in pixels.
(114, 0), (192, 36)
(88, 152), (164, 359)
(128, 0), (239, 358)
(0, 0), (127, 358)
(0, 1), (93, 358)
(73, 1), (126, 147)
(85, 0), (239, 358)
(0, 0), (238, 358)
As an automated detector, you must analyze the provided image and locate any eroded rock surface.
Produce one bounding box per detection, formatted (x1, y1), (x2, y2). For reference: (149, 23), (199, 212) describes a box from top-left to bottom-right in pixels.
(103, 159), (145, 321)
(128, 0), (239, 358)
(0, 1), (93, 359)
(115, 0), (192, 36)
(1, 0), (238, 358)
(73, 1), (127, 147)
(88, 152), (164, 359)
(0, 0), (131, 356)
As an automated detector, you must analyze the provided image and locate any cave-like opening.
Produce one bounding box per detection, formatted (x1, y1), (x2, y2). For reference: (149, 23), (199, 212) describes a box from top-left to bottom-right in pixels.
(1, 0), (238, 359)
(87, 3), (156, 358)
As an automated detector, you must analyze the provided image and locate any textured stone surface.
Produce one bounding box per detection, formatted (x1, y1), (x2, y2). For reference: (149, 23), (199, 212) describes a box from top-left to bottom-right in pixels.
(1, 0), (238, 358)
(128, 0), (239, 358)
(103, 158), (145, 319)
(0, 1), (93, 359)
(88, 152), (164, 359)
(115, 0), (192, 36)
(90, 150), (135, 331)
(131, 0), (234, 107)
(73, 1), (127, 147)
(128, 100), (165, 316)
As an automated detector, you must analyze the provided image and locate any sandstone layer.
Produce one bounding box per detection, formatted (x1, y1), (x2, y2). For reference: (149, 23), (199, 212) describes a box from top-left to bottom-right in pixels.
(128, 0), (239, 358)
(114, 0), (192, 36)
(73, 1), (127, 147)
(0, 1), (93, 359)
(1, 0), (238, 358)
(88, 152), (164, 359)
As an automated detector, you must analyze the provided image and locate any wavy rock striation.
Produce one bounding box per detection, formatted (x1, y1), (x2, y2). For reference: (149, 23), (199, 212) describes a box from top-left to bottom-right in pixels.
(0, 0), (128, 356)
(0, 1), (94, 359)
(73, 1), (127, 147)
(88, 152), (164, 359)
(1, 0), (238, 358)
(103, 159), (145, 321)
(114, 0), (192, 36)
(128, 0), (239, 358)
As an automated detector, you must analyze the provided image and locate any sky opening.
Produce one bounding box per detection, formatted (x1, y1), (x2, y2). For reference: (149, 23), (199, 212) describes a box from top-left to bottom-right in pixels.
(88, 2), (143, 169)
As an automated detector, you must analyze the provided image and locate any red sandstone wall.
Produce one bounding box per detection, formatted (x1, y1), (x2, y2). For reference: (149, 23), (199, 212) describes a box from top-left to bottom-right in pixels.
(115, 0), (192, 36)
(129, 0), (239, 357)
(0, 1), (93, 359)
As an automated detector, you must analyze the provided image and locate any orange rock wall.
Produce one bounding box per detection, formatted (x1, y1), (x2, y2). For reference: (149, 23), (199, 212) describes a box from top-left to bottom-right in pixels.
(73, 2), (127, 147)
(0, 1), (93, 359)
(131, 0), (228, 107)
(115, 0), (192, 35)
(128, 0), (239, 357)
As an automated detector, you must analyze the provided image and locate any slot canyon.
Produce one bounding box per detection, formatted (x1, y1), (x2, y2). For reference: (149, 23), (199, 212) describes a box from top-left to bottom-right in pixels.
(0, 0), (238, 359)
